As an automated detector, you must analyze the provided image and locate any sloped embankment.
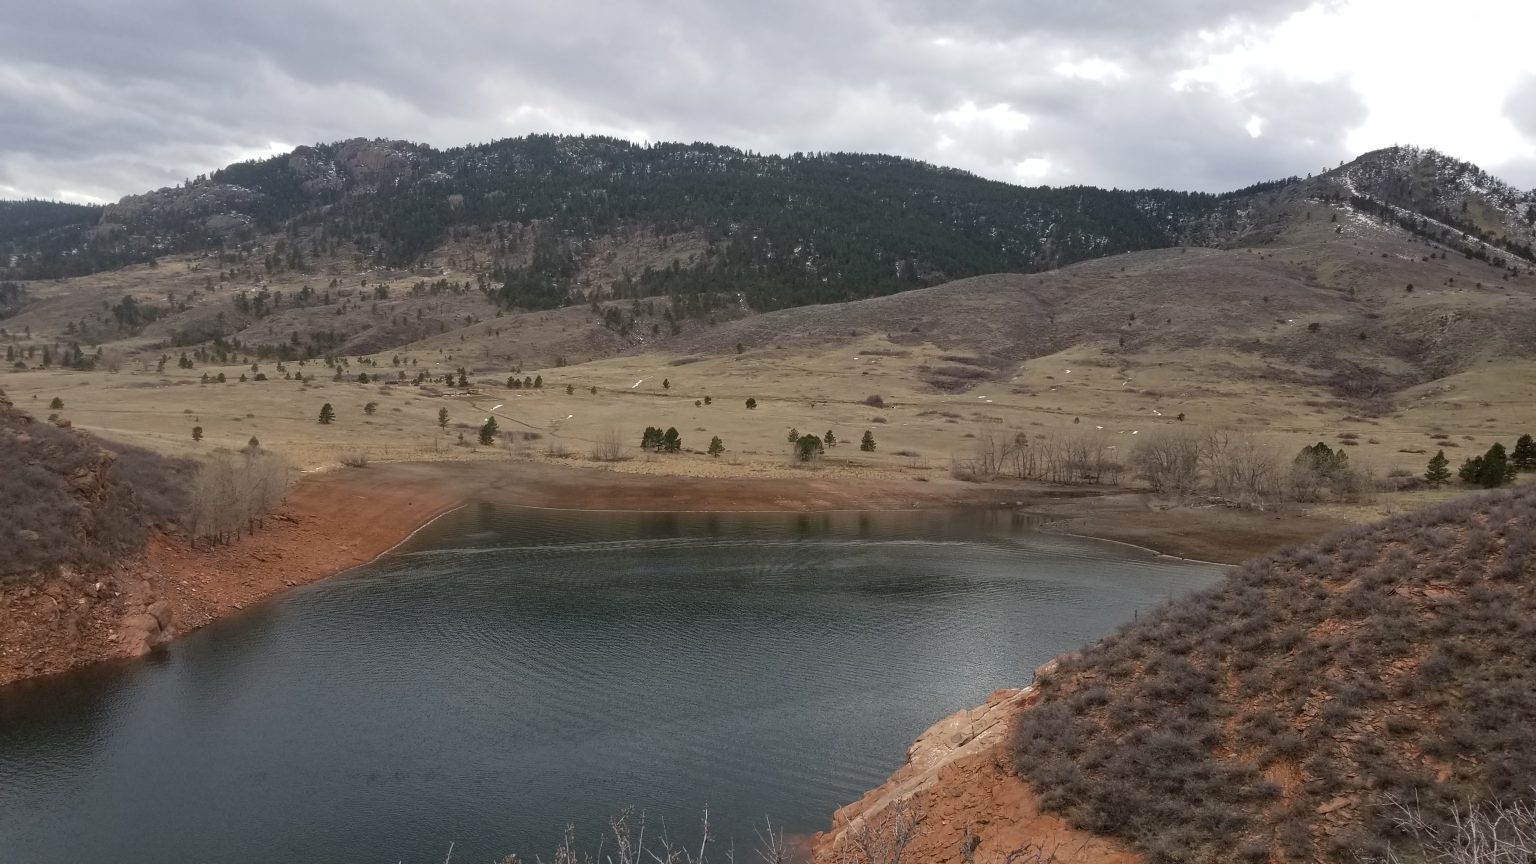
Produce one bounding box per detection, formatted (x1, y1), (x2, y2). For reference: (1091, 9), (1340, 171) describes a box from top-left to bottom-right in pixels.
(1012, 483), (1536, 863)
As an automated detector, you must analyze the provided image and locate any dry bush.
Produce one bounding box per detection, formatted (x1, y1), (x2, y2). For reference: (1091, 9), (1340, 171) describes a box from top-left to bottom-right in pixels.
(1013, 482), (1536, 864)
(0, 410), (194, 577)
(589, 426), (627, 462)
(1363, 794), (1536, 864)
(339, 451), (370, 468)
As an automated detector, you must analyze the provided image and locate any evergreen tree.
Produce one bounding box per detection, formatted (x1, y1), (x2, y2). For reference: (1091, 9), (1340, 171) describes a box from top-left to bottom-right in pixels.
(861, 430), (877, 452)
(641, 427), (662, 451)
(787, 427), (800, 444)
(745, 398), (757, 409)
(364, 401), (378, 415)
(795, 433), (825, 462)
(663, 427), (682, 453)
(708, 436), (724, 457)
(662, 378), (670, 389)
(479, 416), (499, 445)
(534, 375), (542, 388)
(566, 384), (574, 395)
(704, 396), (712, 405)
(437, 407), (449, 430)
(192, 425), (203, 441)
(1424, 450), (1451, 487)
(1513, 434), (1536, 471)
(824, 430), (837, 447)
(318, 403), (335, 424)
(49, 397), (63, 410)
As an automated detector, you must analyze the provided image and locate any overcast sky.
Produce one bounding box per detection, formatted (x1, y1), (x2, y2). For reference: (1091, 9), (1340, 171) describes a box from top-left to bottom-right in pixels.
(3, 0), (1534, 204)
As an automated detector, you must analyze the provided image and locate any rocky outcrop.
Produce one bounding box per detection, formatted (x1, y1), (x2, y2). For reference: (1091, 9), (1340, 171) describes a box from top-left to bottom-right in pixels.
(814, 658), (1138, 864)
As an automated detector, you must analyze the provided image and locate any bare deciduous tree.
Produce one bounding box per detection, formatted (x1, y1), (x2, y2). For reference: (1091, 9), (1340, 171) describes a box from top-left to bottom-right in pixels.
(1131, 428), (1203, 495)
(187, 448), (292, 547)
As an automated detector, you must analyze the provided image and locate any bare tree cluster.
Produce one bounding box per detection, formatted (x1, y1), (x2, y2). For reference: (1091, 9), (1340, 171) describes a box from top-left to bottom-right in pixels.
(187, 447), (291, 546)
(953, 430), (1123, 485)
(952, 424), (1374, 508)
(590, 426), (627, 462)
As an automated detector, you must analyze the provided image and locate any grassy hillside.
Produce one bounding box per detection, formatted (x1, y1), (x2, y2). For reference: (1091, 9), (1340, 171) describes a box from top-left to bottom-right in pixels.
(1012, 482), (1536, 863)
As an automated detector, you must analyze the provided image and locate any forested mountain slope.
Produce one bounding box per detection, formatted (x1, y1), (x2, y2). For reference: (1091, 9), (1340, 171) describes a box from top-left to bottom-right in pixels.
(3, 135), (1261, 308)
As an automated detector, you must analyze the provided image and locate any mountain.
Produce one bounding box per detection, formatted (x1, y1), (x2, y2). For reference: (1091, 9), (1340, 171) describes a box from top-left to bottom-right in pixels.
(3, 134), (1273, 308)
(1, 138), (1533, 437)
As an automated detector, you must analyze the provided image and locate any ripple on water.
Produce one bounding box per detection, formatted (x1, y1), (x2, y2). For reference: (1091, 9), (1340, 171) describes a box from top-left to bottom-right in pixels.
(0, 506), (1223, 864)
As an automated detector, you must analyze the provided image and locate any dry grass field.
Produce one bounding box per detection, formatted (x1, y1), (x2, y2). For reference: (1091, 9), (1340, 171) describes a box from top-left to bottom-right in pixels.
(4, 194), (1535, 520)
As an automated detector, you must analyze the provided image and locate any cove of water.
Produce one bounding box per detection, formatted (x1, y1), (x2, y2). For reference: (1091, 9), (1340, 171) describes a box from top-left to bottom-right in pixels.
(0, 505), (1223, 863)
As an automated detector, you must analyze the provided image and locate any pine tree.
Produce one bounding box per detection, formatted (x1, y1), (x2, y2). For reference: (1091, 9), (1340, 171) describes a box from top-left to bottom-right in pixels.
(861, 430), (876, 452)
(318, 403), (335, 424)
(662, 378), (670, 389)
(1424, 450), (1451, 487)
(745, 398), (757, 409)
(364, 401), (378, 415)
(192, 425), (203, 441)
(663, 427), (682, 453)
(1465, 443), (1513, 488)
(534, 375), (543, 388)
(437, 407), (449, 430)
(479, 417), (499, 445)
(1513, 434), (1536, 472)
(825, 430), (837, 447)
(787, 427), (800, 444)
(708, 436), (724, 457)
(49, 397), (63, 410)
(566, 384), (574, 395)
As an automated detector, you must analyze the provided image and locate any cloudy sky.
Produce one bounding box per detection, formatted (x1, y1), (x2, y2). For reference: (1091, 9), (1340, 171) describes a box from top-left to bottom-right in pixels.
(3, 0), (1534, 203)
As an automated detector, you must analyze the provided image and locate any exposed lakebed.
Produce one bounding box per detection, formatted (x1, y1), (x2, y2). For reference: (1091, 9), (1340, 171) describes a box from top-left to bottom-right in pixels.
(0, 505), (1222, 863)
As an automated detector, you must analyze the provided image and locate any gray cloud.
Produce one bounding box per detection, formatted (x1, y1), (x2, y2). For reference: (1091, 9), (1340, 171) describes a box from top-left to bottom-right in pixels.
(0, 0), (1528, 203)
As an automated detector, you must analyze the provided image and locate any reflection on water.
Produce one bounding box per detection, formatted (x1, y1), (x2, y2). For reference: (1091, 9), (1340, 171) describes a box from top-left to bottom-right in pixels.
(0, 505), (1222, 864)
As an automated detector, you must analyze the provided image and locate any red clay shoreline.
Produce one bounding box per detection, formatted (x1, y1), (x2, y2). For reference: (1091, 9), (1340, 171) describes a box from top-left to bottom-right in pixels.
(0, 460), (1339, 690)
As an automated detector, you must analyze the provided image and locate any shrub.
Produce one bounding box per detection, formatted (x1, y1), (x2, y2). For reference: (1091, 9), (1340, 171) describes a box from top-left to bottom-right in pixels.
(795, 433), (825, 462)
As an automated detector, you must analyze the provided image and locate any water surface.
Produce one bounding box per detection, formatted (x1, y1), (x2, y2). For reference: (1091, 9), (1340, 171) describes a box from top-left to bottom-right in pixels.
(0, 505), (1222, 863)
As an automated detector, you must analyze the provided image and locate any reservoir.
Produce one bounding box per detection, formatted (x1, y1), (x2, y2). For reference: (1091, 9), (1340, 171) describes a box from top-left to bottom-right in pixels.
(0, 505), (1223, 863)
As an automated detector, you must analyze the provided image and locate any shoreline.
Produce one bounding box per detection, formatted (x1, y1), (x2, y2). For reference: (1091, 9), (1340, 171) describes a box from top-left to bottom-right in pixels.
(0, 460), (1340, 689)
